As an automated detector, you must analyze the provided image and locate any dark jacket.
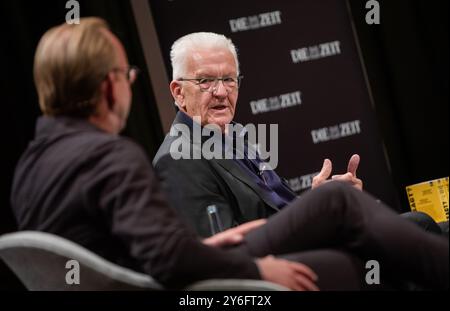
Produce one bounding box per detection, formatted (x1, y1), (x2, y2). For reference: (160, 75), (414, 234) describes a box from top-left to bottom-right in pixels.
(11, 116), (259, 288)
(153, 112), (285, 237)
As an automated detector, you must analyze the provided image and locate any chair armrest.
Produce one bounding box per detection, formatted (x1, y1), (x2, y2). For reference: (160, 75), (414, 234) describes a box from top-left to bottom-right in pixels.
(185, 279), (290, 291)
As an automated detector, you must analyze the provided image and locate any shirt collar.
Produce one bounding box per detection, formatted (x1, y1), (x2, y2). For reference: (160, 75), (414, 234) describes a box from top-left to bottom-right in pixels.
(173, 111), (258, 159)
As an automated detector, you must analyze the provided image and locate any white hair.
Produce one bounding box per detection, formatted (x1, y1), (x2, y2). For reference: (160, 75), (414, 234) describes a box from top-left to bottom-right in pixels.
(170, 32), (240, 80)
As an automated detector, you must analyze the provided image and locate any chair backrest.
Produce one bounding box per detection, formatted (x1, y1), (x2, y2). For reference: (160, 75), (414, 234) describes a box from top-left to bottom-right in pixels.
(0, 231), (164, 291)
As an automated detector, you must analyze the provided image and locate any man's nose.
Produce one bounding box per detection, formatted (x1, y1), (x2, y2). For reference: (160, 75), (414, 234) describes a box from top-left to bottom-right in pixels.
(212, 80), (228, 97)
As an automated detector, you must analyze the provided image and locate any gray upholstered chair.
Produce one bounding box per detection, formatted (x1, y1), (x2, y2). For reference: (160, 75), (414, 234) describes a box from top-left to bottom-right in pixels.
(0, 231), (288, 291)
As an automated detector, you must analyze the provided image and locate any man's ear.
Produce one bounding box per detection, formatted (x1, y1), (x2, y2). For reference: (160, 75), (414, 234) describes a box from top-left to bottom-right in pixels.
(170, 80), (186, 111)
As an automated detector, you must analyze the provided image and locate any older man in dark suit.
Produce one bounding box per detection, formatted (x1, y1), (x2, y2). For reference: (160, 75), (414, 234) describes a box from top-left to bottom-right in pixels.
(153, 32), (369, 237)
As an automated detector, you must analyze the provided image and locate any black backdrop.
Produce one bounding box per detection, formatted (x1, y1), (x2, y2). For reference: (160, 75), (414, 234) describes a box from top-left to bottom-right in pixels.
(0, 0), (448, 290)
(149, 0), (399, 210)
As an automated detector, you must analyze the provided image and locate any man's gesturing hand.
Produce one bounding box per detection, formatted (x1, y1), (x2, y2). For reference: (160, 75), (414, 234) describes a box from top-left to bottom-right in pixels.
(312, 154), (363, 190)
(311, 158), (333, 189)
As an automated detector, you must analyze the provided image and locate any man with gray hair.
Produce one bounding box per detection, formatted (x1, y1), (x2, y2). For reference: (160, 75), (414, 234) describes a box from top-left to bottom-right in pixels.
(154, 32), (362, 237)
(151, 32), (449, 290)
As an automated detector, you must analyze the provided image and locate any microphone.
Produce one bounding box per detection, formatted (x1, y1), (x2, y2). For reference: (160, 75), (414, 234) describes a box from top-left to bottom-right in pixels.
(206, 205), (224, 235)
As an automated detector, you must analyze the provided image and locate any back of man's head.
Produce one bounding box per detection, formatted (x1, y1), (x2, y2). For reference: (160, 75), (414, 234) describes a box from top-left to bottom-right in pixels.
(34, 17), (117, 118)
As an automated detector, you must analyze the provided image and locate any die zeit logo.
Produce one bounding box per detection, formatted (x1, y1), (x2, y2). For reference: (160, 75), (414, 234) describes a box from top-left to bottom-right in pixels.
(311, 120), (362, 144)
(229, 11), (282, 33)
(288, 172), (320, 192)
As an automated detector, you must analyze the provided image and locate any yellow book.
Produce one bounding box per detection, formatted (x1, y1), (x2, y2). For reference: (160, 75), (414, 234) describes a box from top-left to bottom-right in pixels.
(445, 177), (449, 202)
(406, 177), (449, 223)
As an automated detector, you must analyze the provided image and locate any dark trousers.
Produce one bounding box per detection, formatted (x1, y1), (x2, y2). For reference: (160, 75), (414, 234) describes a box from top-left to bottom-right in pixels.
(238, 181), (449, 290)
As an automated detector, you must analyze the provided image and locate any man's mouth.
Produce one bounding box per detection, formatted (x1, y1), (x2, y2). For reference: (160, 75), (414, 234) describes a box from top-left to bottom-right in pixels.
(210, 104), (228, 111)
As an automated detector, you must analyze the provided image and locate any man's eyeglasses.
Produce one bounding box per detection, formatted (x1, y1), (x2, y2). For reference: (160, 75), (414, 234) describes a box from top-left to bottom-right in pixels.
(177, 76), (243, 92)
(111, 66), (140, 84)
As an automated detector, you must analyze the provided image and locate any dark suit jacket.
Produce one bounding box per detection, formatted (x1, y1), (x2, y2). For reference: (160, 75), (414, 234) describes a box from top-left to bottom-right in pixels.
(154, 112), (285, 237)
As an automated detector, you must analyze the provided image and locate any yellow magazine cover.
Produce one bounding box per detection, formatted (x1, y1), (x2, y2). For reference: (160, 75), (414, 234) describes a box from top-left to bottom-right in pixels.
(406, 177), (449, 223)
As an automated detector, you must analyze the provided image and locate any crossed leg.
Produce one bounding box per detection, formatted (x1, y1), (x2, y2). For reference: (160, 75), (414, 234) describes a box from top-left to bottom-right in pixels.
(241, 181), (448, 290)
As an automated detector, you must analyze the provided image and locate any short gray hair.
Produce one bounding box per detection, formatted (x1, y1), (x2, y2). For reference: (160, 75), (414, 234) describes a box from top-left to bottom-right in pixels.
(170, 32), (239, 80)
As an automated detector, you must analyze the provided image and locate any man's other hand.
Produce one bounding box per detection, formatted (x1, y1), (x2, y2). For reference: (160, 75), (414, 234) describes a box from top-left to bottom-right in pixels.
(202, 219), (267, 247)
(256, 255), (319, 291)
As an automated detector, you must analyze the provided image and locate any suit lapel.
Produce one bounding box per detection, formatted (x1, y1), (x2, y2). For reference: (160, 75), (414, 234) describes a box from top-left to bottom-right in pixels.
(214, 159), (280, 212)
(172, 111), (280, 213)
